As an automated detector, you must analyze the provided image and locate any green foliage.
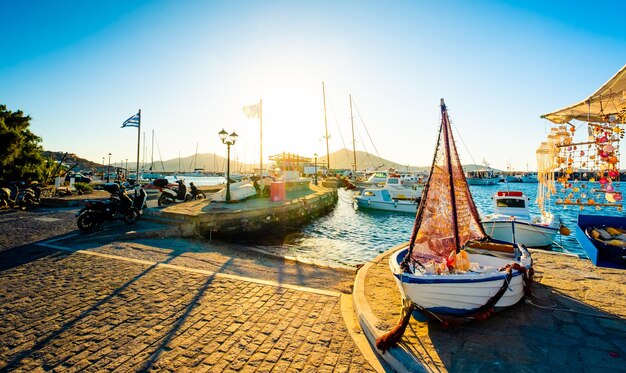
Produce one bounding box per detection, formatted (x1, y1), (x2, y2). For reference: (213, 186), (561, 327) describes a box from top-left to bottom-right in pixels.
(0, 104), (48, 183)
(73, 182), (93, 194)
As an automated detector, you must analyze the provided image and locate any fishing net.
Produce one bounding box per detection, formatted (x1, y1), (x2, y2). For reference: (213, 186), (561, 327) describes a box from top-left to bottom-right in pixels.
(406, 100), (487, 264)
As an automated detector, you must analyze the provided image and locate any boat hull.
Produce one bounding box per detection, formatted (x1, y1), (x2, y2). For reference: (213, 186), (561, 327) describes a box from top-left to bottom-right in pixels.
(466, 177), (500, 186)
(389, 247), (530, 316)
(354, 197), (417, 213)
(482, 219), (558, 248)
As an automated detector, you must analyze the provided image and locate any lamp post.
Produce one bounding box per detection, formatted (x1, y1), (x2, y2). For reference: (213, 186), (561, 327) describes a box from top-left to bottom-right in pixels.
(314, 153), (318, 185)
(102, 157), (105, 179)
(107, 153), (111, 182)
(218, 129), (238, 202)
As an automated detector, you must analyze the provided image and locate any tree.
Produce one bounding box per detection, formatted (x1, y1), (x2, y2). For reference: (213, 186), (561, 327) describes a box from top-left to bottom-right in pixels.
(0, 104), (48, 183)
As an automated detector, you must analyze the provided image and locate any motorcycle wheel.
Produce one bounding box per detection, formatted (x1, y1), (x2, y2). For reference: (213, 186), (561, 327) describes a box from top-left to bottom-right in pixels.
(194, 192), (206, 200)
(124, 208), (140, 224)
(18, 197), (27, 211)
(158, 194), (175, 206)
(77, 212), (98, 232)
(0, 199), (7, 209)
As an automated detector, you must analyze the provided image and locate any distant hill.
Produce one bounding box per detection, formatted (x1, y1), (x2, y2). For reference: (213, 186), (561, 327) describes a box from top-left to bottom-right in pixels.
(43, 151), (103, 172)
(43, 148), (502, 174)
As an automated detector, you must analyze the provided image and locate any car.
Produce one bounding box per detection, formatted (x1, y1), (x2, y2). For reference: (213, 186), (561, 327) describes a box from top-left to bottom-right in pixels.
(65, 173), (91, 183)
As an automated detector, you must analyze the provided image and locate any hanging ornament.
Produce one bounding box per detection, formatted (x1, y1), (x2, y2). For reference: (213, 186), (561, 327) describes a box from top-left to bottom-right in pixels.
(606, 193), (616, 203)
(608, 170), (619, 178)
(603, 144), (615, 153)
(598, 136), (609, 143)
(615, 193), (623, 201)
(606, 184), (615, 192)
(599, 177), (609, 184)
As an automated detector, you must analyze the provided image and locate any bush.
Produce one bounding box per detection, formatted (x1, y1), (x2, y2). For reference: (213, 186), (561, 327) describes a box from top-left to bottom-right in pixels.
(74, 182), (93, 194)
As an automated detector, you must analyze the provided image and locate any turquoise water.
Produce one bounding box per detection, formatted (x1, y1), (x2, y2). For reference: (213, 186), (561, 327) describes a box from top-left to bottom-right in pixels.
(167, 176), (624, 268)
(255, 182), (625, 268)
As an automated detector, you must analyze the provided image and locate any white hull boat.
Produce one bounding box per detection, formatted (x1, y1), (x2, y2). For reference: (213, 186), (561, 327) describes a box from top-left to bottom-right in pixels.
(482, 191), (560, 248)
(377, 100), (533, 354)
(212, 181), (257, 202)
(354, 189), (418, 213)
(390, 246), (532, 316)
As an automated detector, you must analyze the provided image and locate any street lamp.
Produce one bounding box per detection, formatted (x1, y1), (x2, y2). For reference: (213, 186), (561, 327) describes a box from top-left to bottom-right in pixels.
(102, 157), (105, 179)
(314, 153), (318, 186)
(107, 153), (112, 182)
(218, 129), (238, 202)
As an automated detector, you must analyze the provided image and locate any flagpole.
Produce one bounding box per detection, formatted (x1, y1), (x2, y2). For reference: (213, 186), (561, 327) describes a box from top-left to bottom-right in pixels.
(136, 109), (141, 182)
(259, 99), (263, 179)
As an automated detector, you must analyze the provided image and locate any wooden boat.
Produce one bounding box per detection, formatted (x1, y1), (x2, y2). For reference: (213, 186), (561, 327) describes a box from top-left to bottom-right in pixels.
(575, 214), (626, 269)
(377, 99), (533, 352)
(481, 190), (560, 248)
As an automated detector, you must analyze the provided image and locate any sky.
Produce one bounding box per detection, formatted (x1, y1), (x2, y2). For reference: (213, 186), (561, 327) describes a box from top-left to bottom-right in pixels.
(2, 0), (626, 171)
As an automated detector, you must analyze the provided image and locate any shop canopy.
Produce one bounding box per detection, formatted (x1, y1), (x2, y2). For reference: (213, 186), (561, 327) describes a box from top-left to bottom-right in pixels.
(541, 64), (626, 124)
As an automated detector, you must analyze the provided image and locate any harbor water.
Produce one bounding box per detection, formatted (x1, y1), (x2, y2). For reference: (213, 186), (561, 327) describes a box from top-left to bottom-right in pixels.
(166, 176), (624, 268)
(253, 182), (625, 268)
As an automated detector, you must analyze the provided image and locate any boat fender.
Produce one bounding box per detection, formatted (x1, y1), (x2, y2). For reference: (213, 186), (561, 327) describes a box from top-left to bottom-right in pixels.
(394, 202), (398, 208)
(559, 224), (571, 236)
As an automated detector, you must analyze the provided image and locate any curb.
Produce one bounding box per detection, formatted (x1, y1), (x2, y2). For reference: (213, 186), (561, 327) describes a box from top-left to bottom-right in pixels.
(352, 242), (427, 373)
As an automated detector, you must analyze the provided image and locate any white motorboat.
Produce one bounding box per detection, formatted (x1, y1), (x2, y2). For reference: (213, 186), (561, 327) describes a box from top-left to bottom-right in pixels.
(382, 176), (423, 200)
(481, 190), (560, 248)
(354, 188), (419, 213)
(466, 169), (500, 185)
(354, 171), (388, 188)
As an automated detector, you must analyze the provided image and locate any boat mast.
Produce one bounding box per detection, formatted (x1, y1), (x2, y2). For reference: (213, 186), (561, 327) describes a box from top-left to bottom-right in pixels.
(322, 82), (330, 171)
(150, 130), (154, 171)
(441, 99), (461, 253)
(350, 94), (357, 174)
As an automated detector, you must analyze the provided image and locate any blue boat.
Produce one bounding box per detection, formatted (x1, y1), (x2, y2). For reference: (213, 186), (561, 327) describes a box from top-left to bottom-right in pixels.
(575, 214), (626, 269)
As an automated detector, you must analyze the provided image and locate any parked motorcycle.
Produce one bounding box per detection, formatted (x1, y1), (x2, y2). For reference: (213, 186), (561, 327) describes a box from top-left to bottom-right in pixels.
(76, 182), (142, 232)
(16, 181), (42, 210)
(189, 182), (206, 200)
(0, 183), (19, 209)
(154, 179), (192, 206)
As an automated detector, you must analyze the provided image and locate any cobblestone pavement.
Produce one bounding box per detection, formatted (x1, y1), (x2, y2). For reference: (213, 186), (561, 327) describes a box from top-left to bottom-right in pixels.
(0, 207), (78, 253)
(0, 250), (375, 372)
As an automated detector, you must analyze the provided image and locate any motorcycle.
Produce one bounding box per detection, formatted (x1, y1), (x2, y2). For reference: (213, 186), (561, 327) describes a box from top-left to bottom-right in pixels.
(16, 181), (42, 210)
(76, 182), (143, 232)
(189, 182), (206, 200)
(154, 179), (192, 206)
(0, 183), (19, 209)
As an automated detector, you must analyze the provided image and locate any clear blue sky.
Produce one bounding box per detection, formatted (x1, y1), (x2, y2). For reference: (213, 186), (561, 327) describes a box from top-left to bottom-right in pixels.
(2, 0), (625, 171)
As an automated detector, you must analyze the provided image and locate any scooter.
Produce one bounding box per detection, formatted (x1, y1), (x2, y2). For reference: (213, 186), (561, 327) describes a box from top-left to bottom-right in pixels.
(154, 179), (192, 206)
(76, 182), (141, 232)
(0, 183), (20, 209)
(16, 182), (42, 210)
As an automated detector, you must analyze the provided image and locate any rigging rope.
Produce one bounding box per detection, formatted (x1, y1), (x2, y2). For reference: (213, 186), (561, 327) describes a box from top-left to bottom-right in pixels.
(325, 90), (350, 161)
(352, 99), (385, 168)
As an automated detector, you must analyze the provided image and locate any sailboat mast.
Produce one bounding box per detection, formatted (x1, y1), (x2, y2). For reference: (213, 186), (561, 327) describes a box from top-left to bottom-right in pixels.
(441, 99), (461, 253)
(322, 82), (330, 170)
(151, 130), (154, 170)
(350, 94), (357, 174)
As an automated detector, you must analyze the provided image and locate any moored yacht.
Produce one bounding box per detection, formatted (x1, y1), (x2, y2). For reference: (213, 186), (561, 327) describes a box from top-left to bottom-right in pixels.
(482, 190), (561, 248)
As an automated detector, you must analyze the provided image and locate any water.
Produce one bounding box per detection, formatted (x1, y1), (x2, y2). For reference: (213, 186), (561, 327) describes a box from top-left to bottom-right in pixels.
(253, 182), (625, 268)
(164, 176), (624, 268)
(163, 175), (226, 186)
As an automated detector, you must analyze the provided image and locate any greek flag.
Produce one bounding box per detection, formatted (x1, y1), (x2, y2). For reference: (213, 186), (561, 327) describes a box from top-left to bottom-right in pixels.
(121, 112), (140, 128)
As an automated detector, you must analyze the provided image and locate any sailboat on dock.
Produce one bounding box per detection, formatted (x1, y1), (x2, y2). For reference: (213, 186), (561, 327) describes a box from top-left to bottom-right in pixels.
(376, 99), (533, 351)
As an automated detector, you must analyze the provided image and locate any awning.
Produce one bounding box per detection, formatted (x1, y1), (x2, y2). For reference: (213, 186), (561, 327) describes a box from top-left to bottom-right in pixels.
(541, 64), (626, 124)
